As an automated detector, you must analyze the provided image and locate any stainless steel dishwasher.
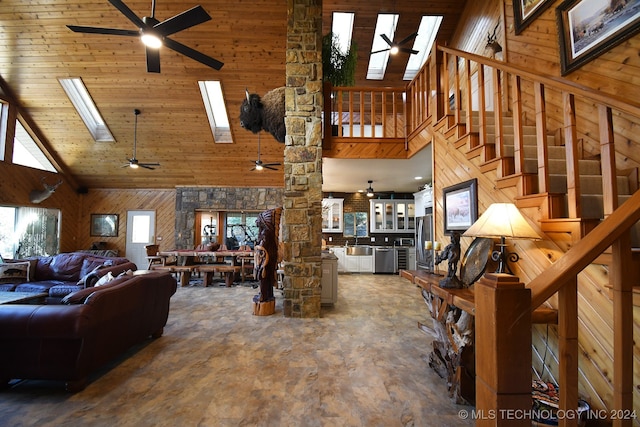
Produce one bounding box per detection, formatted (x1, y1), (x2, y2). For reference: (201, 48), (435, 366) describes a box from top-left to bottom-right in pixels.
(374, 246), (396, 274)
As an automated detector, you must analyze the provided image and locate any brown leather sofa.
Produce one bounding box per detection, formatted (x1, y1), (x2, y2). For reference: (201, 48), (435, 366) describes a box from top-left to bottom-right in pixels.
(0, 252), (137, 303)
(0, 271), (177, 391)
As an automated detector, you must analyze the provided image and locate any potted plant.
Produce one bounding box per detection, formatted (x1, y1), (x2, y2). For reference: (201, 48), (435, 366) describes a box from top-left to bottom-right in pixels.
(322, 32), (357, 136)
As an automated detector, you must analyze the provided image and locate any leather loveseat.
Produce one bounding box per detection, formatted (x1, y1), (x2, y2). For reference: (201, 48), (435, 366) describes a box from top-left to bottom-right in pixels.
(0, 271), (177, 391)
(0, 252), (137, 304)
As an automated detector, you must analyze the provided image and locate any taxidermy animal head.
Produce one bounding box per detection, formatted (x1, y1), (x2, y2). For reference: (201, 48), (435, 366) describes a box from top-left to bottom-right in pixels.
(486, 22), (502, 54)
(29, 177), (63, 204)
(240, 87), (286, 143)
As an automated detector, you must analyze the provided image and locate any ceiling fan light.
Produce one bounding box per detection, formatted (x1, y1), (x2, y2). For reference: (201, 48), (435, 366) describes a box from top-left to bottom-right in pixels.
(130, 163), (139, 169)
(141, 33), (162, 49)
(390, 46), (399, 55)
(255, 164), (264, 171)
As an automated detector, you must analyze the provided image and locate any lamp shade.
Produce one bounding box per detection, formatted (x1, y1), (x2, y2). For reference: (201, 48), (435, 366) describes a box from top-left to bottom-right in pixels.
(463, 203), (541, 240)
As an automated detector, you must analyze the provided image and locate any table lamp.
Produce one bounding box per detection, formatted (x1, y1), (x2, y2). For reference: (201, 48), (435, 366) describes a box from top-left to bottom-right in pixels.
(462, 203), (542, 275)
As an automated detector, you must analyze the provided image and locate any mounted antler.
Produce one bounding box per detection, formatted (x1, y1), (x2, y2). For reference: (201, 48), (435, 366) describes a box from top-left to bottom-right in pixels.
(486, 22), (502, 54)
(29, 177), (63, 204)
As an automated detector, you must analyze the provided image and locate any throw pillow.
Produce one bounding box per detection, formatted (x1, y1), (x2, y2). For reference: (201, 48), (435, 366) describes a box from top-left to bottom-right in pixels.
(0, 261), (29, 283)
(94, 271), (114, 286)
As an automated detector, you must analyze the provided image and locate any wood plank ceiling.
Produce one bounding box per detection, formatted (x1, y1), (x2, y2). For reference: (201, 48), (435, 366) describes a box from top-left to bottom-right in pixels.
(0, 0), (466, 190)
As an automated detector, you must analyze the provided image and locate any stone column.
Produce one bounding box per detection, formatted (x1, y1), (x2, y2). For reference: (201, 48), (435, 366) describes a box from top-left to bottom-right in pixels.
(282, 0), (323, 317)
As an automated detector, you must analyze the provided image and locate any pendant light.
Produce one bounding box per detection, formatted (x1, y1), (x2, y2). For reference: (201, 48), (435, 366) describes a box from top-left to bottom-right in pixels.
(366, 180), (375, 198)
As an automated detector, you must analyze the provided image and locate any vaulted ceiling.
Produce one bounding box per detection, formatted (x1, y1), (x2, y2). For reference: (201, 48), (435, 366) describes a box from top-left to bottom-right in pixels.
(0, 0), (467, 192)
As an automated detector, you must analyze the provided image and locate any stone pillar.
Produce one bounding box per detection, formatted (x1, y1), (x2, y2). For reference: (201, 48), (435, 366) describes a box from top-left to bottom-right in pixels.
(282, 0), (323, 317)
(474, 273), (531, 426)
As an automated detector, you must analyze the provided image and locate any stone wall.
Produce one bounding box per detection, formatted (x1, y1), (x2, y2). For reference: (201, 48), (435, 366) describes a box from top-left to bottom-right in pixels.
(174, 186), (283, 249)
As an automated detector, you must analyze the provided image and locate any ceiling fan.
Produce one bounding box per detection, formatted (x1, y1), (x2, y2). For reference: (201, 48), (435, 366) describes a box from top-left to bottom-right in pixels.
(250, 133), (280, 171)
(123, 109), (160, 170)
(371, 32), (419, 55)
(67, 0), (224, 73)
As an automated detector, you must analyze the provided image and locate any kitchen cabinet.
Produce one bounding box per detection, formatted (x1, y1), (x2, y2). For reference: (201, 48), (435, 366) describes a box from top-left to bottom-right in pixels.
(345, 254), (373, 273)
(408, 247), (416, 270)
(370, 200), (415, 233)
(322, 198), (343, 232)
(321, 252), (338, 305)
(330, 247), (347, 272)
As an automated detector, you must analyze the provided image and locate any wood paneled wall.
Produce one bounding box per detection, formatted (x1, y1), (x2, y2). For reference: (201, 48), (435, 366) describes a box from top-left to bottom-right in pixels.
(0, 162), (80, 253)
(77, 189), (176, 254)
(440, 0), (640, 415)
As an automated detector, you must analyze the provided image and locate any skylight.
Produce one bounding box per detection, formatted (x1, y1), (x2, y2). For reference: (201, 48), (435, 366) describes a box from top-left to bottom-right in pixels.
(12, 120), (56, 172)
(403, 16), (443, 80)
(367, 14), (399, 80)
(58, 77), (114, 142)
(332, 12), (355, 55)
(199, 81), (232, 143)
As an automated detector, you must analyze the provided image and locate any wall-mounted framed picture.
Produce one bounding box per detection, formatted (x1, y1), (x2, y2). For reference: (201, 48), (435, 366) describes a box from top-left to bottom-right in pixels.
(557, 0), (640, 75)
(443, 179), (478, 234)
(90, 214), (119, 237)
(513, 0), (554, 34)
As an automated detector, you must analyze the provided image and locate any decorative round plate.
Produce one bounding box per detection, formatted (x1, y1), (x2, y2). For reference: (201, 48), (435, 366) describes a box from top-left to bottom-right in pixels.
(459, 237), (494, 286)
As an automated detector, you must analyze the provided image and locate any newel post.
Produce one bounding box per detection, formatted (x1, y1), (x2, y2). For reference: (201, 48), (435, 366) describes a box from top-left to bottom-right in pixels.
(475, 273), (531, 426)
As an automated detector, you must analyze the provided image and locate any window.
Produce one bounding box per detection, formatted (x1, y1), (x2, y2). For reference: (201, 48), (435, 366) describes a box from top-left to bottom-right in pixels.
(0, 206), (61, 259)
(58, 77), (114, 142)
(367, 14), (399, 80)
(12, 120), (57, 172)
(225, 212), (259, 249)
(199, 81), (232, 143)
(403, 16), (443, 80)
(332, 12), (355, 56)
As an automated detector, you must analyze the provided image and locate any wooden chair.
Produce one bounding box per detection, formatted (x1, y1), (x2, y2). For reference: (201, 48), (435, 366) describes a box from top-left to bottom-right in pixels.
(238, 245), (255, 282)
(145, 244), (163, 269)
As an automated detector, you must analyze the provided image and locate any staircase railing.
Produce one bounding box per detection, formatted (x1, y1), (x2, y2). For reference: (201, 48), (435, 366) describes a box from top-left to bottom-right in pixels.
(405, 43), (639, 426)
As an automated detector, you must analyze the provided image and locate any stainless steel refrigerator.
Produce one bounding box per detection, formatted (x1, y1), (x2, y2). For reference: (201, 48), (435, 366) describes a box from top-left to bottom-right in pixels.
(415, 208), (433, 271)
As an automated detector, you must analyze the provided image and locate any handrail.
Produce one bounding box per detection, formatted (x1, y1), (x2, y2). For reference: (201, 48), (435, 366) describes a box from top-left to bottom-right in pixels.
(528, 189), (640, 310)
(436, 44), (640, 119)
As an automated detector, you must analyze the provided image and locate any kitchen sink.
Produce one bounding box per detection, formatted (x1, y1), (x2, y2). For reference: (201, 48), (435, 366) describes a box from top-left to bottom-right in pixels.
(346, 245), (373, 256)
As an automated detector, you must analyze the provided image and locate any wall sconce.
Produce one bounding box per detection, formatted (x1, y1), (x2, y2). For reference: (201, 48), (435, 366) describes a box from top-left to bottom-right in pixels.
(463, 203), (542, 274)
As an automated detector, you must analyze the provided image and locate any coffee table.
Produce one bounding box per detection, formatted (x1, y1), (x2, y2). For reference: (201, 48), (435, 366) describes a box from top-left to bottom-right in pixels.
(0, 291), (48, 304)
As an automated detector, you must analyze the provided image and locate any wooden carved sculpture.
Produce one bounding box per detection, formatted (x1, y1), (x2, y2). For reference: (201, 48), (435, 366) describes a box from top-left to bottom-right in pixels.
(434, 232), (462, 289)
(252, 206), (282, 315)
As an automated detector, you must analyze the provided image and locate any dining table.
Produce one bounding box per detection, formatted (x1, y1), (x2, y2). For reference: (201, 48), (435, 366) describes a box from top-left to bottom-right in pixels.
(158, 249), (253, 267)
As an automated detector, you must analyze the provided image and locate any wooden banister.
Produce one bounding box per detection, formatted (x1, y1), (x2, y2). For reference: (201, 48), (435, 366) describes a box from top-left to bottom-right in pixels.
(528, 189), (640, 310)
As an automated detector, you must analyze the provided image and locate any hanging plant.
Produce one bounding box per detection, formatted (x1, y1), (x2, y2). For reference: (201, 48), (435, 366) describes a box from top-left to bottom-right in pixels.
(322, 32), (357, 87)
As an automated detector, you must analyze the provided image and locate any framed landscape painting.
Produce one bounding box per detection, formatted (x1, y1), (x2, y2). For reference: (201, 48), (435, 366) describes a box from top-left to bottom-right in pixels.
(557, 0), (640, 75)
(443, 179), (478, 234)
(513, 0), (554, 34)
(90, 214), (119, 237)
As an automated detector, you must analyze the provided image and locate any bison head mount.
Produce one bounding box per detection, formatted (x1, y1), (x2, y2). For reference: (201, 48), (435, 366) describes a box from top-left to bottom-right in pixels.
(240, 87), (285, 143)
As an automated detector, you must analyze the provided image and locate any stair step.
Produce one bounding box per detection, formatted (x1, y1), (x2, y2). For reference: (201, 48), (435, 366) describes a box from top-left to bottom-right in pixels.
(524, 158), (602, 175)
(549, 175), (630, 195)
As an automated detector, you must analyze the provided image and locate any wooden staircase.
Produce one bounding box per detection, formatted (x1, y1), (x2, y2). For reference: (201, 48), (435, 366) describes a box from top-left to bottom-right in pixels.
(460, 111), (640, 252)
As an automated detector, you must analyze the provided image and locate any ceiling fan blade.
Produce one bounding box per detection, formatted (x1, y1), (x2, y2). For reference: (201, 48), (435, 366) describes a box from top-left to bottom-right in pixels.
(153, 5), (211, 36)
(163, 37), (224, 70)
(399, 47), (419, 55)
(263, 162), (281, 167)
(139, 164), (156, 170)
(380, 34), (393, 46)
(264, 165), (278, 171)
(146, 46), (161, 73)
(67, 25), (139, 37)
(371, 48), (391, 55)
(108, 0), (146, 29)
(397, 31), (418, 46)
